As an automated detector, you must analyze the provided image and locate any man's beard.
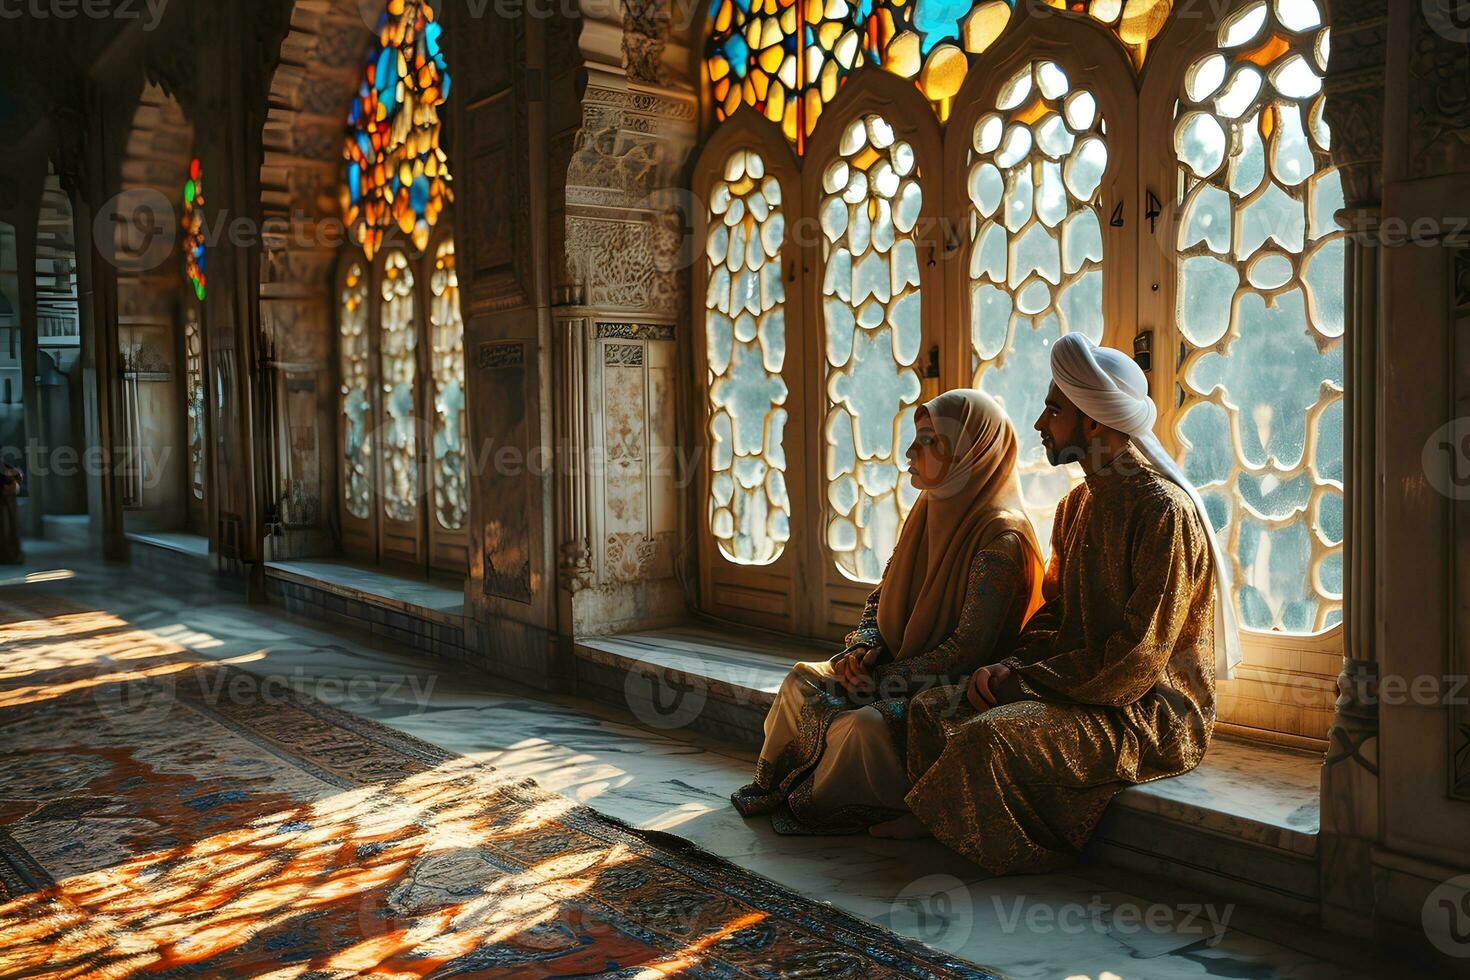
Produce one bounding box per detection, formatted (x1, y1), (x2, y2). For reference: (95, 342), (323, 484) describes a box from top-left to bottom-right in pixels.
(1046, 419), (1090, 467)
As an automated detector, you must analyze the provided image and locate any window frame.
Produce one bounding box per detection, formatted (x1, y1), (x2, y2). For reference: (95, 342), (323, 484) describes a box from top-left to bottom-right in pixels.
(691, 109), (812, 635)
(799, 70), (948, 641)
(1139, 8), (1344, 708)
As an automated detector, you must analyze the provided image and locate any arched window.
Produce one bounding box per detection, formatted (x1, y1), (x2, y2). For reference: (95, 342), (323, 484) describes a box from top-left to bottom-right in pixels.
(695, 0), (1345, 739)
(1163, 0), (1342, 635)
(820, 113), (926, 583)
(428, 238), (467, 535)
(338, 259), (373, 524)
(182, 159), (206, 301)
(704, 147), (792, 567)
(335, 0), (467, 575)
(181, 157), (209, 534)
(184, 308), (206, 503)
(965, 60), (1113, 543)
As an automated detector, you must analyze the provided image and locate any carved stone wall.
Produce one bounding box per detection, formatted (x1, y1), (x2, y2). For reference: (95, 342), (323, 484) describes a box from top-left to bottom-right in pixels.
(558, 81), (696, 314)
(551, 52), (696, 635)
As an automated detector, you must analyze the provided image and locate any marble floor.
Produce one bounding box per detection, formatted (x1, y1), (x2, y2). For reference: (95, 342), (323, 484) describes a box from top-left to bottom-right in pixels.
(1, 540), (1413, 980)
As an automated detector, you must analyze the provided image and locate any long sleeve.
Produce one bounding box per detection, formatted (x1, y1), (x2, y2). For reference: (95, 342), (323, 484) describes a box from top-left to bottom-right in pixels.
(872, 534), (1029, 692)
(1002, 497), (1068, 665)
(843, 584), (884, 654)
(1005, 501), (1203, 708)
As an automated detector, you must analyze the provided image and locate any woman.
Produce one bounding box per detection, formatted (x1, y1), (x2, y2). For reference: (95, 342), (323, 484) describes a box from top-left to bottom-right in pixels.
(730, 390), (1045, 834)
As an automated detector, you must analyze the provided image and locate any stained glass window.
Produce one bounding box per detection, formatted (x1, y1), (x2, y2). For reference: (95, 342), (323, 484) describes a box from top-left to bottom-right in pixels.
(821, 114), (924, 582)
(706, 149), (791, 564)
(429, 238), (467, 532)
(702, 0), (1178, 148)
(343, 0), (453, 260)
(339, 261), (372, 520)
(184, 307), (206, 501)
(379, 250), (419, 522)
(704, 0), (991, 146)
(1170, 0), (1342, 634)
(1038, 0), (1173, 69)
(181, 158), (205, 301)
(968, 61), (1108, 545)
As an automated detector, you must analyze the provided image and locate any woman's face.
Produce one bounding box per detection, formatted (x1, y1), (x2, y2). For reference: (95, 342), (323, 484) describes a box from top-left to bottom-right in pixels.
(904, 410), (952, 490)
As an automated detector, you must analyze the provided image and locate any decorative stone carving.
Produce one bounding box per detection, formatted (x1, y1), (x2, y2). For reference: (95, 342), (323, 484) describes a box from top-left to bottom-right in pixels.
(565, 213), (683, 314)
(558, 83), (696, 314)
(604, 342), (645, 366)
(623, 0), (670, 85)
(1321, 1), (1387, 208)
(597, 321), (676, 341)
(1409, 7), (1470, 179)
(606, 531), (662, 582)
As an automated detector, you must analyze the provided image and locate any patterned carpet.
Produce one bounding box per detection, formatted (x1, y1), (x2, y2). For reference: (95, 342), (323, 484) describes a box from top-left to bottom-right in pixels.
(0, 589), (998, 978)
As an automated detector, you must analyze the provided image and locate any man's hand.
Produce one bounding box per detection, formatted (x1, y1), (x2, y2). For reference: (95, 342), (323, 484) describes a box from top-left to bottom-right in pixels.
(965, 663), (1014, 711)
(835, 644), (882, 697)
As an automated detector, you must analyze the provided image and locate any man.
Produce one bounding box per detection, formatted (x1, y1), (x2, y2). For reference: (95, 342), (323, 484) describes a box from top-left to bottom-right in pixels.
(869, 334), (1239, 875)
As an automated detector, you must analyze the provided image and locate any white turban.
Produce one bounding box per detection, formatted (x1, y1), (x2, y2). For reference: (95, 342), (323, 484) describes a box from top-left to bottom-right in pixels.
(1050, 333), (1241, 681)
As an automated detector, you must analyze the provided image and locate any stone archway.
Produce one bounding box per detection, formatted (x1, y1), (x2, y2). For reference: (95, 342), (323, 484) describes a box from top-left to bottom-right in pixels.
(257, 0), (374, 558)
(114, 83), (198, 534)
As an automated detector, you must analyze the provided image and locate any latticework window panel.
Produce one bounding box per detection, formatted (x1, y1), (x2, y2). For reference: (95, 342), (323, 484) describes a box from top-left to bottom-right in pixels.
(820, 114), (924, 584)
(378, 250), (420, 524)
(705, 148), (792, 565)
(184, 307), (206, 502)
(428, 238), (467, 532)
(339, 261), (372, 521)
(967, 60), (1110, 546)
(1170, 0), (1343, 634)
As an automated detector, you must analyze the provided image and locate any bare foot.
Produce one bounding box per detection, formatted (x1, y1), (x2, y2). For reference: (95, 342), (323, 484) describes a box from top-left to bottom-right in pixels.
(868, 814), (931, 839)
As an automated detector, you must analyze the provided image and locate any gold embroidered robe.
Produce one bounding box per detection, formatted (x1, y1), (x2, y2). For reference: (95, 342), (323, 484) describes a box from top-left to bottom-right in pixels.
(905, 447), (1217, 874)
(731, 533), (1035, 833)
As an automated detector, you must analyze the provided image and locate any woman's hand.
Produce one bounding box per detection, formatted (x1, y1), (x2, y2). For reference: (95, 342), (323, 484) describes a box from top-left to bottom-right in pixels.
(834, 644), (882, 697)
(965, 663), (1013, 711)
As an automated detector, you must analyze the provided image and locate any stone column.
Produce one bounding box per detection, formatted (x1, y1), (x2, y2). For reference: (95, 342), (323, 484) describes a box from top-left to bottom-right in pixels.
(7, 159), (46, 538)
(1317, 0), (1386, 934)
(57, 102), (130, 560)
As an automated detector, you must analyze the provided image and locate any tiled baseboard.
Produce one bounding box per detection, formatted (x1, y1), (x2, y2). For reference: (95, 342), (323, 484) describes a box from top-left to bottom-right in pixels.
(264, 575), (470, 666)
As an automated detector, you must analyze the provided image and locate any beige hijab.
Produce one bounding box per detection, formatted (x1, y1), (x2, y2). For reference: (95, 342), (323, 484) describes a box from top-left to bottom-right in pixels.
(876, 390), (1046, 661)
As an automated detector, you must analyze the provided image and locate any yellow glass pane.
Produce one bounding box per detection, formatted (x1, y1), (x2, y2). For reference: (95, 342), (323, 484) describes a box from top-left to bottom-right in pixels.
(961, 1), (1011, 54)
(919, 43), (967, 102)
(885, 31), (923, 78)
